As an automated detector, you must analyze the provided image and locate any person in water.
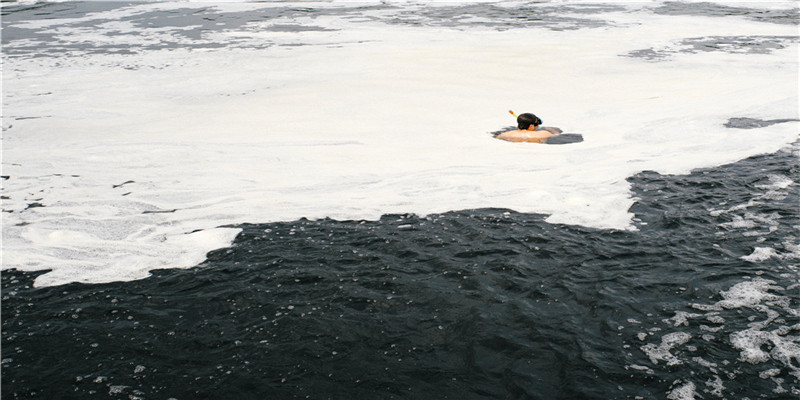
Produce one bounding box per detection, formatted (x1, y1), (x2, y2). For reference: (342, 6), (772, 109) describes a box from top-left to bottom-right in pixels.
(495, 113), (562, 143)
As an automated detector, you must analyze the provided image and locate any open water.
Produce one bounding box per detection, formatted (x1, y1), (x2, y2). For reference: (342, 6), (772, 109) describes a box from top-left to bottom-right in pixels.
(2, 1), (799, 399)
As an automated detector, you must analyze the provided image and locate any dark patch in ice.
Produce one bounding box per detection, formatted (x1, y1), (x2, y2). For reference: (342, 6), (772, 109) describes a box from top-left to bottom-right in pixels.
(624, 36), (799, 61)
(624, 48), (669, 61)
(263, 24), (336, 32)
(680, 36), (799, 55)
(0, 2), (135, 18)
(113, 180), (135, 188)
(724, 117), (800, 129)
(24, 202), (45, 210)
(2, 2), (621, 59)
(0, 3), (359, 57)
(142, 209), (178, 214)
(545, 134), (583, 145)
(654, 2), (799, 25)
(378, 3), (623, 31)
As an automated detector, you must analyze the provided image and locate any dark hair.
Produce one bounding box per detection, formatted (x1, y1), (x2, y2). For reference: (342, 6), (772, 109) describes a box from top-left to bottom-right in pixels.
(517, 113), (542, 130)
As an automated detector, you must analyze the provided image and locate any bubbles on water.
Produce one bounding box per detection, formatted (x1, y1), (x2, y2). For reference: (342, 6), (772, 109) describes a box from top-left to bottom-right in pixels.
(108, 385), (127, 395)
(666, 311), (703, 327)
(666, 381), (697, 400)
(708, 164), (798, 265)
(635, 278), (800, 397)
(641, 332), (692, 366)
(742, 247), (780, 262)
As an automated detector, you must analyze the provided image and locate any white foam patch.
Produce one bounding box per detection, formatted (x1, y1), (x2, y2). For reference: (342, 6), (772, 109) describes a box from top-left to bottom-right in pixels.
(2, 1), (798, 286)
(700, 279), (785, 311)
(666, 311), (703, 327)
(784, 241), (800, 262)
(757, 175), (794, 191)
(742, 247), (780, 262)
(641, 332), (692, 366)
(704, 375), (725, 397)
(640, 278), (800, 393)
(720, 215), (756, 229)
(667, 381), (698, 400)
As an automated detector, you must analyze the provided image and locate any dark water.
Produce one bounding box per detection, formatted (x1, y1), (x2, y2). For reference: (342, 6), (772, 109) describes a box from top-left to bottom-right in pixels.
(544, 134), (583, 145)
(3, 142), (798, 399)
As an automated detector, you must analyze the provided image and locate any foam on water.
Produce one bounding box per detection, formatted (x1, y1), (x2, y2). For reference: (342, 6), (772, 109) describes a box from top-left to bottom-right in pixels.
(742, 246), (780, 262)
(630, 141), (800, 397)
(635, 277), (800, 396)
(641, 331), (693, 366)
(2, 1), (798, 286)
(666, 381), (698, 400)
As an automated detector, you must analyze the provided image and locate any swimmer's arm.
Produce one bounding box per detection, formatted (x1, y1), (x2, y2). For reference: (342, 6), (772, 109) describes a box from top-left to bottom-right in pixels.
(494, 131), (522, 142)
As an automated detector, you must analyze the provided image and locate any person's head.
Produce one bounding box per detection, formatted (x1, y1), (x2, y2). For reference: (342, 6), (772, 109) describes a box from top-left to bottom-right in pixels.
(517, 113), (542, 130)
